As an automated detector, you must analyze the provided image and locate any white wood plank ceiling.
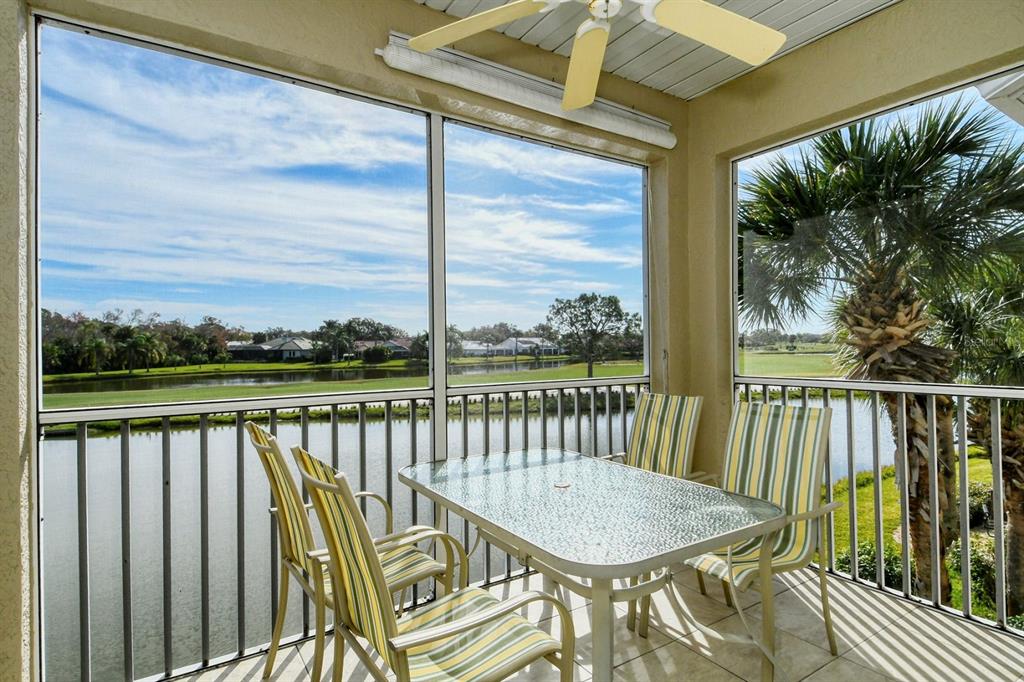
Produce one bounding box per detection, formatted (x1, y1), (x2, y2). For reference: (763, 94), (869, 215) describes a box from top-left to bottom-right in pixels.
(411, 0), (901, 100)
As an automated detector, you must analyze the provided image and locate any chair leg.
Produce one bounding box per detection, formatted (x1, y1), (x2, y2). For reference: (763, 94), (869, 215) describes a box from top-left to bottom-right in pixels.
(722, 579), (734, 608)
(696, 570), (708, 595)
(638, 589), (652, 639)
(263, 562), (289, 679)
(331, 624), (345, 682)
(818, 520), (838, 655)
(311, 580), (327, 682)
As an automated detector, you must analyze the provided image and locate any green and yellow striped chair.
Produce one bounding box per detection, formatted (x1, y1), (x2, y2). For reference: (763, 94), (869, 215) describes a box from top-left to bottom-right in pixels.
(245, 423), (467, 681)
(614, 391), (705, 635)
(675, 402), (839, 655)
(293, 446), (577, 682)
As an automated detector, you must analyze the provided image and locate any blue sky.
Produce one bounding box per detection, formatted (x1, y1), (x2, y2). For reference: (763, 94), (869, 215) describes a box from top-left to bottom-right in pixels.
(38, 25), (644, 335)
(736, 75), (1024, 335)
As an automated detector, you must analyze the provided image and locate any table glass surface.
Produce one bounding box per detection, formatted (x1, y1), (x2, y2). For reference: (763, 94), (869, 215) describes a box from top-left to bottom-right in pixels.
(400, 448), (785, 569)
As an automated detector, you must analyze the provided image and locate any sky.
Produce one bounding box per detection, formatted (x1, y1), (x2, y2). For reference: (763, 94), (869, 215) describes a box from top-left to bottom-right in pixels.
(735, 72), (1024, 336)
(38, 25), (645, 336)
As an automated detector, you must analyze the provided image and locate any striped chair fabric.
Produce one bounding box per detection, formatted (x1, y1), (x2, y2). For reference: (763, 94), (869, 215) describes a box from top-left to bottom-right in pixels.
(293, 448), (566, 681)
(625, 392), (703, 478)
(685, 401), (831, 589)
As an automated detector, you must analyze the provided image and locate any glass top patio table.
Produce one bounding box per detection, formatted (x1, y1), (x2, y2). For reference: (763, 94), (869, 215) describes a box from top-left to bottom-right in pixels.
(399, 448), (787, 579)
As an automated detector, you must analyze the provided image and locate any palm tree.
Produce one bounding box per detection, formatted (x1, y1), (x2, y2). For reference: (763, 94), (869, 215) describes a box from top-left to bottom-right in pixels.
(739, 100), (1024, 602)
(77, 336), (111, 375)
(933, 264), (1024, 616)
(119, 329), (156, 374)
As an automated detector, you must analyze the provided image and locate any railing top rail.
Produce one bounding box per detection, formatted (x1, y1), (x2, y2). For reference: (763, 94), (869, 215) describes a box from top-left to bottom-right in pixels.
(38, 387), (436, 425)
(38, 375), (651, 425)
(735, 375), (1024, 400)
(445, 375), (649, 396)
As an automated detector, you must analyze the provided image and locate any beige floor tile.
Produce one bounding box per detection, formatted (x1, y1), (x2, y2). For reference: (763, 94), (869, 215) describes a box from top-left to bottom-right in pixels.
(843, 607), (1024, 682)
(504, 658), (592, 681)
(182, 644), (309, 681)
(671, 565), (810, 610)
(296, 634), (390, 681)
(674, 612), (836, 682)
(613, 641), (742, 681)
(743, 573), (916, 654)
(643, 582), (738, 639)
(487, 572), (590, 619)
(802, 657), (898, 682)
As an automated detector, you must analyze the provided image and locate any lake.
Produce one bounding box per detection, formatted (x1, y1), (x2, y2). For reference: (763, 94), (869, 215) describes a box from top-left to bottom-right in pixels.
(40, 394), (893, 680)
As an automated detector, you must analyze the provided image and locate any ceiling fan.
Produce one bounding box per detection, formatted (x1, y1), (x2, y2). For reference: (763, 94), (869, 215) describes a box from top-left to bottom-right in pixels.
(409, 0), (787, 111)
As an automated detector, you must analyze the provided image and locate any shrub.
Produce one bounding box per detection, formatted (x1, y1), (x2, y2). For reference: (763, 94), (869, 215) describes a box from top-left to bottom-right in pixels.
(835, 541), (908, 586)
(362, 345), (392, 364)
(1008, 614), (1024, 631)
(966, 481), (992, 528)
(948, 535), (997, 611)
(166, 353), (186, 367)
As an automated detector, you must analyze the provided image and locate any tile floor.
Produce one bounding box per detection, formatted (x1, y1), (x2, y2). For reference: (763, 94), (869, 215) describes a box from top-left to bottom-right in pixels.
(180, 567), (1024, 682)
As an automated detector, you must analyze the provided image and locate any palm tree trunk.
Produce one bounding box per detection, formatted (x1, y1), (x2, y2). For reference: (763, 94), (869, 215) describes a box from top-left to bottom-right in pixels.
(839, 266), (958, 603)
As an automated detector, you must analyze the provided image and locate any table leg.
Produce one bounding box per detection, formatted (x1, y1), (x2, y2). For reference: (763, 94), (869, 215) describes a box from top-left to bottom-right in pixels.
(591, 578), (615, 682)
(759, 534), (775, 682)
(433, 501), (447, 597)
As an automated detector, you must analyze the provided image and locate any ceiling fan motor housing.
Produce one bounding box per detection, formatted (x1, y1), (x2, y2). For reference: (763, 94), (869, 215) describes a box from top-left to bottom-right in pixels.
(587, 0), (623, 20)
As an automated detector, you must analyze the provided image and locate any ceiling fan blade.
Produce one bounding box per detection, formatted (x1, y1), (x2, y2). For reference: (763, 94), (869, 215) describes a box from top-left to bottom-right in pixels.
(562, 21), (610, 111)
(409, 0), (550, 52)
(650, 0), (786, 66)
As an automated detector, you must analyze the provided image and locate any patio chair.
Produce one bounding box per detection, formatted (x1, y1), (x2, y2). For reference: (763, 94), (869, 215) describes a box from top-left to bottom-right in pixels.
(292, 446), (577, 682)
(654, 402), (840, 655)
(603, 391), (705, 634)
(245, 422), (467, 681)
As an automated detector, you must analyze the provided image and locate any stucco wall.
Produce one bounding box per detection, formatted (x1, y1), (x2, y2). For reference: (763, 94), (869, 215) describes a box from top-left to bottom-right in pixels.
(680, 0), (1024, 475)
(0, 0), (33, 678)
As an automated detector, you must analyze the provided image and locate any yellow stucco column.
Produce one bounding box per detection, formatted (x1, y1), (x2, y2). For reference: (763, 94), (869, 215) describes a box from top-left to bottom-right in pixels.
(0, 0), (36, 680)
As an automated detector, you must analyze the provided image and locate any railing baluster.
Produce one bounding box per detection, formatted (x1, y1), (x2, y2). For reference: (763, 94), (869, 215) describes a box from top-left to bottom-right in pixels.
(781, 384), (789, 407)
(957, 396), (971, 616)
(119, 421), (134, 682)
(301, 407), (311, 634)
(801, 387), (809, 407)
(822, 390), (835, 572)
(558, 388), (565, 449)
(483, 394), (491, 582)
(235, 413), (246, 654)
(744, 383), (752, 403)
(926, 395), (941, 606)
(871, 393), (885, 588)
(385, 402), (393, 512)
(331, 405), (340, 469)
(77, 423), (92, 682)
(461, 396), (469, 550)
(762, 384), (770, 404)
(522, 390), (529, 448)
(574, 388), (582, 452)
(991, 398), (1006, 626)
(357, 403), (367, 513)
(266, 410), (277, 640)
(620, 385), (629, 453)
(199, 414), (211, 665)
(896, 394), (911, 597)
(590, 387), (598, 456)
(540, 390), (548, 447)
(502, 392), (511, 452)
(161, 417), (172, 674)
(846, 390), (858, 580)
(606, 386), (613, 456)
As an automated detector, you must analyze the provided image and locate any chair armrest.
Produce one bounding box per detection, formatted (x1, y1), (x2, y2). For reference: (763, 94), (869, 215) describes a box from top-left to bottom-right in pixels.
(376, 528), (469, 588)
(389, 590), (574, 652)
(598, 452), (626, 462)
(373, 525), (436, 545)
(684, 471), (719, 485)
(307, 548), (330, 563)
(786, 501), (842, 524)
(354, 491), (393, 535)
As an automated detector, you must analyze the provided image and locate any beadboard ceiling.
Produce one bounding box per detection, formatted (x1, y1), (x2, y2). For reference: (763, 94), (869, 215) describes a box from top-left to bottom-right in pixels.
(411, 0), (901, 100)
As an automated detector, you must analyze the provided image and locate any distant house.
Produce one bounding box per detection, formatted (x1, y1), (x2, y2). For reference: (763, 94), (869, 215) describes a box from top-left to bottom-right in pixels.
(226, 336), (314, 361)
(462, 341), (494, 357)
(353, 339), (411, 359)
(493, 336), (561, 356)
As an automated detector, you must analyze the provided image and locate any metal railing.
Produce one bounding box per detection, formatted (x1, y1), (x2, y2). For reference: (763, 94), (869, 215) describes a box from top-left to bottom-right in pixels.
(38, 376), (647, 681)
(734, 376), (1023, 636)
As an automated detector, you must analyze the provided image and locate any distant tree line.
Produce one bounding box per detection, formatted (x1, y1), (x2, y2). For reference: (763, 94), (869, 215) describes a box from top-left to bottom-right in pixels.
(739, 328), (830, 349)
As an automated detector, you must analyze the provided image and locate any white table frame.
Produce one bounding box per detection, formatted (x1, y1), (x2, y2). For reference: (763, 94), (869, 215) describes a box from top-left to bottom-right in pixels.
(399, 451), (787, 682)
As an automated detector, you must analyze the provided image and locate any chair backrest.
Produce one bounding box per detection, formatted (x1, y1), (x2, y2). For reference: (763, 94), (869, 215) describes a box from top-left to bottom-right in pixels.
(723, 401), (832, 561)
(245, 422), (316, 573)
(292, 446), (398, 668)
(626, 392), (703, 478)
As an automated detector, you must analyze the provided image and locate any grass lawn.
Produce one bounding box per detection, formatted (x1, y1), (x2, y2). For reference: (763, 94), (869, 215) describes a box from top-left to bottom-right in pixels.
(42, 361), (646, 409)
(737, 350), (837, 378)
